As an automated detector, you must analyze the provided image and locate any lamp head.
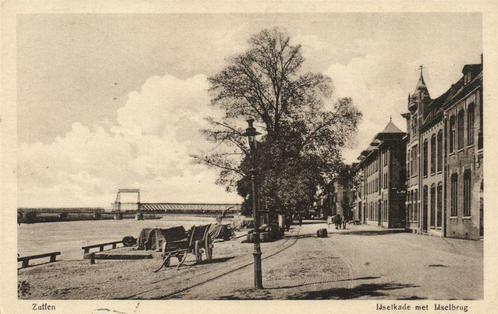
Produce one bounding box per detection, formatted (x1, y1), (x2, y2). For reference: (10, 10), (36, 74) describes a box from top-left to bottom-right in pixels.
(243, 118), (261, 147)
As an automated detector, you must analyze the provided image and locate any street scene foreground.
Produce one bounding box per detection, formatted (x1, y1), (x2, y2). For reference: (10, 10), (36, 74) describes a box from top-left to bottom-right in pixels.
(19, 221), (482, 300)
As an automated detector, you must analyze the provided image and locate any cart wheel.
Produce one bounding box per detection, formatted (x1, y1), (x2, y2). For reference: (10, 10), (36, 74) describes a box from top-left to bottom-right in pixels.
(164, 256), (171, 267)
(205, 235), (213, 262)
(195, 240), (202, 263)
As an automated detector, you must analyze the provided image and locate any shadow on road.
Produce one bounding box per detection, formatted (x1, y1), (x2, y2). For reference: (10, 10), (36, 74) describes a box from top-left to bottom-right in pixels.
(195, 256), (234, 265)
(334, 229), (409, 236)
(296, 220), (327, 225)
(286, 282), (419, 300)
(283, 233), (317, 240)
(397, 295), (427, 300)
(266, 276), (381, 290)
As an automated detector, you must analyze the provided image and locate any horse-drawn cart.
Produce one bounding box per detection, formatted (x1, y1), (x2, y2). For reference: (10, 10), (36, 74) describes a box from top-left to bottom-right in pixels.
(154, 224), (213, 271)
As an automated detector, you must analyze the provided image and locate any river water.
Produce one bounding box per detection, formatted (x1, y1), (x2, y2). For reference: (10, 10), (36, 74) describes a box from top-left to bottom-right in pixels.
(17, 215), (221, 260)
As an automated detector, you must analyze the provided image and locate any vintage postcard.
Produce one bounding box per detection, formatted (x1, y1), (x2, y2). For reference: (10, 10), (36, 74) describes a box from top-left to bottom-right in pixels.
(2, 1), (498, 313)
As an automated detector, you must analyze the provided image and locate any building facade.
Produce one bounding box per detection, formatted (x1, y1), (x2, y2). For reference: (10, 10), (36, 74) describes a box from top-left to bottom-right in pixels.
(443, 63), (483, 240)
(401, 59), (483, 240)
(356, 120), (406, 228)
(402, 70), (447, 236)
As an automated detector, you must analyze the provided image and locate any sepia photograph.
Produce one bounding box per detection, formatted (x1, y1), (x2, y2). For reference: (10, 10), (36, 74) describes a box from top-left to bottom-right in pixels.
(7, 9), (489, 306)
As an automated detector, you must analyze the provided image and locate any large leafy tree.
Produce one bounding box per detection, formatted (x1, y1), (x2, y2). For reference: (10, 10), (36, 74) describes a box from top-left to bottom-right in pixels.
(194, 28), (361, 217)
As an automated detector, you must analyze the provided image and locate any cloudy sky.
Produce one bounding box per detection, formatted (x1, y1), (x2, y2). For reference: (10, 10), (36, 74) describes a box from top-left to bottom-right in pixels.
(17, 13), (482, 207)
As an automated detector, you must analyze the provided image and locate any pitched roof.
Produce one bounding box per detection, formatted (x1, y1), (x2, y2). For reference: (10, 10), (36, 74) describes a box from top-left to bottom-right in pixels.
(415, 71), (427, 91)
(356, 119), (405, 165)
(412, 69), (430, 98)
(380, 119), (404, 134)
(421, 62), (482, 131)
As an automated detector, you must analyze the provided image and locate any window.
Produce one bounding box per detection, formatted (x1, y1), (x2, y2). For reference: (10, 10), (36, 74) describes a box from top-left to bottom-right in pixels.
(468, 104), (475, 145)
(413, 146), (418, 174)
(423, 140), (428, 177)
(384, 150), (388, 166)
(451, 173), (458, 216)
(407, 149), (411, 178)
(437, 183), (443, 227)
(458, 109), (464, 149)
(384, 173), (388, 189)
(431, 135), (436, 174)
(449, 116), (456, 153)
(430, 185), (436, 228)
(437, 131), (443, 172)
(464, 170), (472, 216)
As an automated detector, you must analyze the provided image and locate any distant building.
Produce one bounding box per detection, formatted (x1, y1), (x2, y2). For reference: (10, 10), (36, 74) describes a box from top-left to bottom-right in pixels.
(356, 120), (407, 228)
(319, 166), (355, 221)
(401, 58), (483, 239)
(332, 178), (354, 220)
(351, 163), (363, 223)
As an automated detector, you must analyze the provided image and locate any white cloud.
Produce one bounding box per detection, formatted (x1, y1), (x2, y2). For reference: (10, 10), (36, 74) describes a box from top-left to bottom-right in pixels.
(326, 51), (408, 163)
(18, 74), (242, 207)
(293, 34), (335, 58)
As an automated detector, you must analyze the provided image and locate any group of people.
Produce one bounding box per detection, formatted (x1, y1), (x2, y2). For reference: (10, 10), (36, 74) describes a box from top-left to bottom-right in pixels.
(328, 214), (347, 230)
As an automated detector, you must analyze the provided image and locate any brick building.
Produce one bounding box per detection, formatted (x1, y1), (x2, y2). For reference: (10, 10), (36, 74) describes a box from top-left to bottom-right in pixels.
(402, 69), (446, 236)
(443, 62), (483, 240)
(401, 58), (483, 239)
(356, 120), (406, 228)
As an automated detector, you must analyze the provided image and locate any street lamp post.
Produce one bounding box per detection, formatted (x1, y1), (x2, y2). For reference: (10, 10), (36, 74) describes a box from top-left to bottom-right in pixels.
(243, 118), (263, 289)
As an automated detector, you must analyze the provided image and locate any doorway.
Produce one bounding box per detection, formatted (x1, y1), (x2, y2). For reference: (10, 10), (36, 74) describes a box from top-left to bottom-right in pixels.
(378, 200), (382, 226)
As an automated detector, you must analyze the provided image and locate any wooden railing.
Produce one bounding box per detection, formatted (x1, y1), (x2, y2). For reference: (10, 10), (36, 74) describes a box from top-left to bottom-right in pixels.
(81, 240), (123, 254)
(18, 252), (61, 268)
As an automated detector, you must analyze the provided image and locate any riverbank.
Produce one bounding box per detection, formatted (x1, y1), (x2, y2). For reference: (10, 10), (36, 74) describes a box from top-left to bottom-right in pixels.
(18, 215), (226, 260)
(18, 222), (482, 300)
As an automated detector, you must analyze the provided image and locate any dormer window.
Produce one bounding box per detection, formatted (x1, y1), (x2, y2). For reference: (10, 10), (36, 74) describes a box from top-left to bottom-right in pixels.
(464, 71), (472, 84)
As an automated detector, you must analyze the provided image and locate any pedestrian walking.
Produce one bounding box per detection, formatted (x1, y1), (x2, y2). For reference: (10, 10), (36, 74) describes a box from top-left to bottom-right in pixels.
(334, 214), (340, 230)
